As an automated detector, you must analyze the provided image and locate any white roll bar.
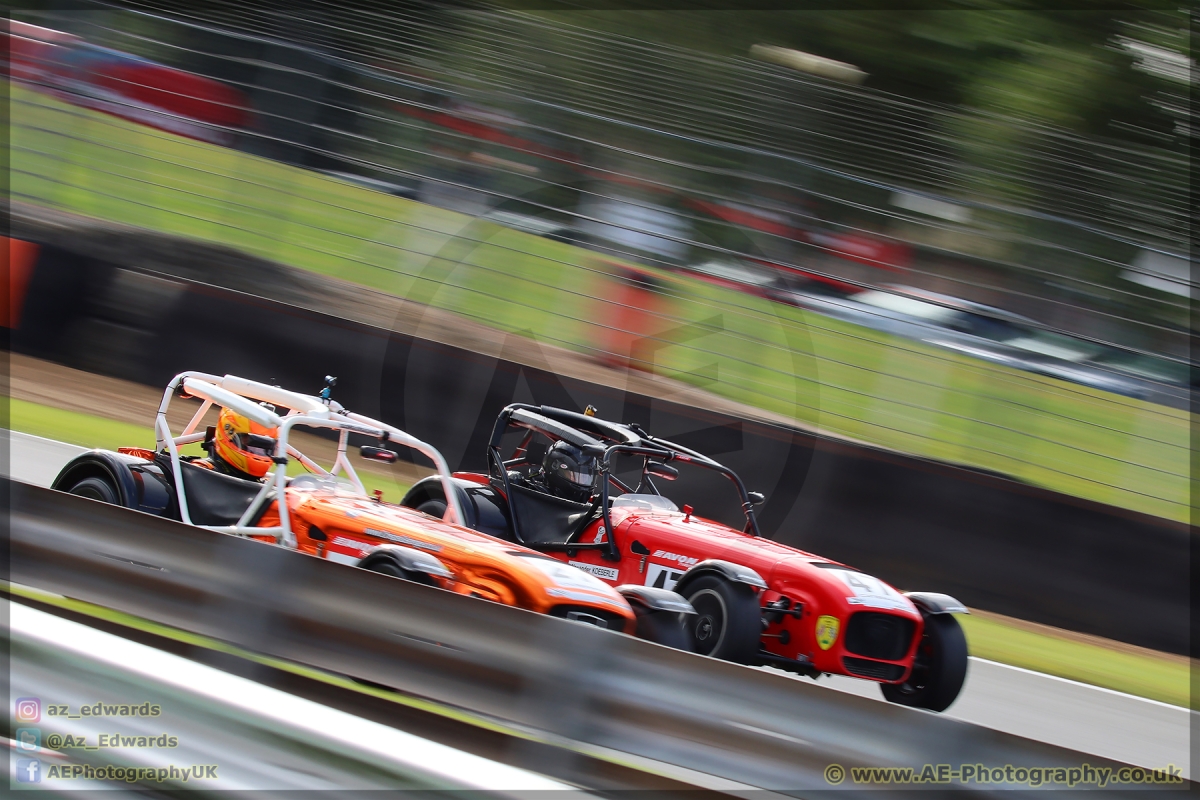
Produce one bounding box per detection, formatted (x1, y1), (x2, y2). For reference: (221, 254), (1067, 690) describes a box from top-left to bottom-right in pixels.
(219, 375), (329, 417)
(152, 371), (466, 543)
(183, 379), (283, 429)
(344, 412), (465, 527)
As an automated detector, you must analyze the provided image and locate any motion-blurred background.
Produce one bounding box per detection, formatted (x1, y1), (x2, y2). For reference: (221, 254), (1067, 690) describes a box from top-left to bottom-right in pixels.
(9, 1), (1192, 522)
(5, 2), (1196, 788)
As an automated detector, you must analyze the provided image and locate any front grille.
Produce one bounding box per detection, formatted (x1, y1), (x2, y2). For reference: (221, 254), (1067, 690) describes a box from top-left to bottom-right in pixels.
(843, 657), (906, 681)
(550, 605), (627, 631)
(844, 612), (915, 661)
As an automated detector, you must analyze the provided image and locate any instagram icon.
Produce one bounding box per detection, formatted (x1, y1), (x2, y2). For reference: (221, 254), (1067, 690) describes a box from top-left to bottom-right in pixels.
(15, 697), (41, 723)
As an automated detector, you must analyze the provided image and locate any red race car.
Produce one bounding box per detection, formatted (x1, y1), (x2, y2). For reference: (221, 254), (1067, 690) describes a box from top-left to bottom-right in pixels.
(402, 404), (970, 711)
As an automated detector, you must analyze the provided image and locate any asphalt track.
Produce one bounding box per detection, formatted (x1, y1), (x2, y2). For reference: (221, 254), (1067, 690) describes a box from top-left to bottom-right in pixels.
(7, 430), (1192, 779)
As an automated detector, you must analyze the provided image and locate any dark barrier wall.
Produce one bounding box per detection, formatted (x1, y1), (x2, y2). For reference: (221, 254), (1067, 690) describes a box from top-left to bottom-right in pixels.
(13, 244), (1190, 653)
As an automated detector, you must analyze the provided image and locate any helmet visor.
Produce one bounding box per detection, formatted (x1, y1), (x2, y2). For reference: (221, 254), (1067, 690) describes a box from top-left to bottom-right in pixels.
(237, 432), (277, 457)
(557, 467), (594, 486)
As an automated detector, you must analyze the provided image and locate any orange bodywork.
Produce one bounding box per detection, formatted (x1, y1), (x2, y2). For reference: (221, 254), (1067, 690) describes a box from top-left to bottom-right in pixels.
(255, 482), (636, 632)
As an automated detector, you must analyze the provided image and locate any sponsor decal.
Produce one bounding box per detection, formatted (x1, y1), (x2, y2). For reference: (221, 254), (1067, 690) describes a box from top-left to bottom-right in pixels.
(815, 615), (840, 650)
(524, 557), (611, 591)
(570, 561), (619, 581)
(652, 550), (699, 567)
(592, 526), (607, 543)
(364, 528), (444, 552)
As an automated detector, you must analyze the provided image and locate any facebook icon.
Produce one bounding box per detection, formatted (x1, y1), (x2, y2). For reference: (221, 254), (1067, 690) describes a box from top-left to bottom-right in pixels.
(16, 758), (41, 783)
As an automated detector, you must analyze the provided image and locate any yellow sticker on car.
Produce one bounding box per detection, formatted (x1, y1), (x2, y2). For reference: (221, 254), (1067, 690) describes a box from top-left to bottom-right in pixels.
(815, 615), (839, 650)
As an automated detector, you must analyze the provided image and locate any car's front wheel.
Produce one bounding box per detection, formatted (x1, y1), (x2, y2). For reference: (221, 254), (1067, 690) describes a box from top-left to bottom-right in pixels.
(66, 475), (120, 504)
(633, 609), (694, 652)
(880, 613), (968, 712)
(679, 575), (761, 663)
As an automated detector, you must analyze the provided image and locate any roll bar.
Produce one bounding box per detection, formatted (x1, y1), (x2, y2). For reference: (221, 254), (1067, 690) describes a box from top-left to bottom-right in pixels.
(154, 372), (464, 545)
(488, 404), (763, 558)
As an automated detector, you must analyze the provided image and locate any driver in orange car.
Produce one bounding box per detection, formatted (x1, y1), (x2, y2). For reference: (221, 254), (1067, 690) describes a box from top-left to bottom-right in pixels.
(196, 407), (279, 482)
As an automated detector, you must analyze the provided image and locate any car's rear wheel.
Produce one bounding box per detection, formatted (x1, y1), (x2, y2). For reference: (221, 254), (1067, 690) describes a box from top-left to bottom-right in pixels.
(880, 613), (968, 712)
(680, 575), (761, 663)
(66, 475), (120, 504)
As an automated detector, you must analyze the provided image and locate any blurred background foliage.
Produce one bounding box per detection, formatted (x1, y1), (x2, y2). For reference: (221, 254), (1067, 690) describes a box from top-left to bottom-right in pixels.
(519, 4), (1188, 143)
(9, 0), (1194, 520)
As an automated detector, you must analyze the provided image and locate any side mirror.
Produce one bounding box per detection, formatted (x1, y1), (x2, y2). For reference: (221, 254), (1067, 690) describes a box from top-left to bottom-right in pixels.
(646, 462), (679, 481)
(360, 445), (398, 464)
(747, 491), (766, 506)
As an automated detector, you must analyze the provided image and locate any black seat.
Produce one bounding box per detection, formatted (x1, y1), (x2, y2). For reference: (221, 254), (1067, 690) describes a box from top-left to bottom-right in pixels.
(175, 460), (270, 526)
(508, 483), (593, 545)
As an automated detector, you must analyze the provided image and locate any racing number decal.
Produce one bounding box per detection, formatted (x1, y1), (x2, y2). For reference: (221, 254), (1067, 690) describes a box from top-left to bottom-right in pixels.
(830, 569), (909, 610)
(844, 573), (877, 594)
(644, 563), (685, 590)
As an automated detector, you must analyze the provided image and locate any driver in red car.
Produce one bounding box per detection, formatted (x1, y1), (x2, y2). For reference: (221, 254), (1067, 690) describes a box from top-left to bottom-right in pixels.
(509, 440), (597, 503)
(196, 407), (279, 482)
(541, 441), (597, 502)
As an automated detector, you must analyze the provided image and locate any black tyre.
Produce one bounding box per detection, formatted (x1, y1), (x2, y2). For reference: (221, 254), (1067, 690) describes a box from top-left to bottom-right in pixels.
(679, 575), (761, 663)
(634, 609), (695, 652)
(362, 559), (435, 586)
(415, 498), (447, 519)
(67, 476), (120, 504)
(881, 613), (968, 712)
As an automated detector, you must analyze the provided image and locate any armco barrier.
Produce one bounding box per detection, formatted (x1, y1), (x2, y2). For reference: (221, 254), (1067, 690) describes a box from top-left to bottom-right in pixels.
(9, 241), (1190, 653)
(11, 601), (568, 793)
(8, 480), (1168, 796)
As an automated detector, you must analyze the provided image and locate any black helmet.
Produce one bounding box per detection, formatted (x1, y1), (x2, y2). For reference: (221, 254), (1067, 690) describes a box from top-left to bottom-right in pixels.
(543, 440), (596, 502)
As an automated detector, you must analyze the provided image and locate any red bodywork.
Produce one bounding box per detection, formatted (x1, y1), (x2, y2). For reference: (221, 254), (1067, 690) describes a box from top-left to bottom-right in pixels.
(452, 469), (923, 682)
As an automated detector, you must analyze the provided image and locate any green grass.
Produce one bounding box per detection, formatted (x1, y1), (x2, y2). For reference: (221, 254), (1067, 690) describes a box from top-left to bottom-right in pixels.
(7, 398), (411, 500)
(10, 86), (1191, 521)
(10, 397), (162, 452)
(959, 613), (1189, 709)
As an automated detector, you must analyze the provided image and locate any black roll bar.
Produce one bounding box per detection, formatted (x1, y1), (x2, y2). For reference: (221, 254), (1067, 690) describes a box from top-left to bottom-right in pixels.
(598, 444), (763, 539)
(488, 404), (763, 559)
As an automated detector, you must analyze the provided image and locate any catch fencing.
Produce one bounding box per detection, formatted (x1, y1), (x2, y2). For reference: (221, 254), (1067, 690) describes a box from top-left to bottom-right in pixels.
(6, 2), (1193, 522)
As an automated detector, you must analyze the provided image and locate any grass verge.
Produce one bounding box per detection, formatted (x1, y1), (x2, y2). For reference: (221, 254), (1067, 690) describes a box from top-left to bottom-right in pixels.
(10, 86), (1190, 522)
(958, 613), (1189, 709)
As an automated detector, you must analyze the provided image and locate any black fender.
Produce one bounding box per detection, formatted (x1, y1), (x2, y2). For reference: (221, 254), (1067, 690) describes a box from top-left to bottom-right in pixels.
(401, 476), (513, 540)
(357, 545), (454, 582)
(674, 559), (768, 595)
(904, 592), (969, 615)
(51, 450), (174, 517)
(616, 585), (695, 615)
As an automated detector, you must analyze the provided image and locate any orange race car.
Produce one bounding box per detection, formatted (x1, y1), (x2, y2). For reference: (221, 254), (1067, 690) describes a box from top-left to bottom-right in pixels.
(51, 372), (694, 646)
